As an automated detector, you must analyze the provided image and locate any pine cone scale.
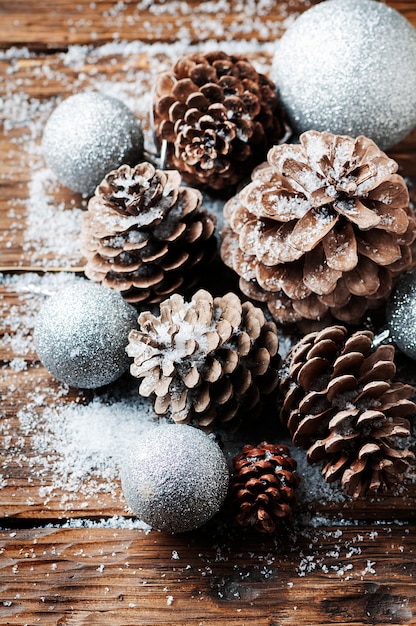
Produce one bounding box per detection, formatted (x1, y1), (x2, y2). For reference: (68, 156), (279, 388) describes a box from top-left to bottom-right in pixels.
(322, 223), (358, 271)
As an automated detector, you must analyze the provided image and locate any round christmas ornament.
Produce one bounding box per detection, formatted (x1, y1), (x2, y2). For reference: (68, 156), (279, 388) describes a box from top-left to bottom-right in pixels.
(82, 161), (217, 305)
(221, 130), (416, 325)
(127, 289), (280, 432)
(34, 281), (137, 388)
(280, 325), (415, 498)
(42, 92), (144, 195)
(271, 0), (416, 150)
(120, 424), (229, 533)
(387, 269), (416, 360)
(153, 50), (288, 191)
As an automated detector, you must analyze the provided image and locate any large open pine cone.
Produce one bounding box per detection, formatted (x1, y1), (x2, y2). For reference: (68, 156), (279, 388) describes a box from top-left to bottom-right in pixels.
(221, 131), (416, 324)
(230, 442), (299, 533)
(280, 325), (415, 498)
(127, 289), (280, 432)
(82, 162), (217, 305)
(153, 50), (288, 191)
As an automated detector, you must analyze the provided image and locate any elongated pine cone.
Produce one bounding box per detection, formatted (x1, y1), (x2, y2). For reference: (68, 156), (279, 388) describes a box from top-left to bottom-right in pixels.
(230, 442), (300, 533)
(280, 325), (415, 498)
(82, 162), (217, 305)
(127, 289), (280, 431)
(153, 50), (288, 191)
(221, 130), (416, 324)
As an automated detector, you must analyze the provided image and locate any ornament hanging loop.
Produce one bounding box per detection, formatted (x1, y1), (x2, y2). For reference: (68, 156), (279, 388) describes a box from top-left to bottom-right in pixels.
(159, 139), (168, 170)
(371, 327), (393, 349)
(146, 83), (168, 170)
(142, 139), (168, 170)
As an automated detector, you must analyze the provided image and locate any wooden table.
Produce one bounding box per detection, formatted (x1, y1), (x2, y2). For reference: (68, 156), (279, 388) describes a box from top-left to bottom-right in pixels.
(1, 1), (416, 624)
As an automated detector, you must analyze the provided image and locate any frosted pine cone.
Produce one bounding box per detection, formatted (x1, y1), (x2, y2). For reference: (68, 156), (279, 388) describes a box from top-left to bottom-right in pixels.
(230, 442), (299, 533)
(153, 50), (288, 191)
(82, 162), (217, 305)
(280, 325), (415, 498)
(127, 289), (280, 431)
(221, 131), (416, 324)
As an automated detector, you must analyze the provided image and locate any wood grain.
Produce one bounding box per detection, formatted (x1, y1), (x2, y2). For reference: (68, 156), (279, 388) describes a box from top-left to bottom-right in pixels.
(1, 524), (416, 625)
(1, 47), (416, 273)
(0, 283), (416, 524)
(0, 0), (318, 49)
(2, 1), (416, 624)
(1, 1), (415, 49)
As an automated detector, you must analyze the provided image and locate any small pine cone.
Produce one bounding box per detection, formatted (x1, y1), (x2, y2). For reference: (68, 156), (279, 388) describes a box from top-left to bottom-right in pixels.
(221, 130), (416, 324)
(82, 162), (217, 305)
(127, 289), (280, 432)
(230, 442), (300, 533)
(280, 325), (416, 498)
(153, 50), (288, 191)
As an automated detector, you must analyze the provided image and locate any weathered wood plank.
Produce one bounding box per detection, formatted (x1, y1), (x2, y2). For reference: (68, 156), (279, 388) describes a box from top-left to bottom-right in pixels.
(2, 361), (416, 523)
(1, 1), (415, 49)
(0, 524), (415, 625)
(1, 45), (416, 273)
(1, 2), (416, 624)
(0, 0), (318, 49)
(0, 282), (416, 524)
(0, 46), (253, 271)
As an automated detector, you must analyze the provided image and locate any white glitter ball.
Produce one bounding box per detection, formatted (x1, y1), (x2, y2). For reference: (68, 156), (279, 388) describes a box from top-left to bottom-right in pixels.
(271, 0), (416, 149)
(42, 92), (144, 195)
(34, 281), (137, 388)
(121, 424), (230, 533)
(387, 269), (416, 360)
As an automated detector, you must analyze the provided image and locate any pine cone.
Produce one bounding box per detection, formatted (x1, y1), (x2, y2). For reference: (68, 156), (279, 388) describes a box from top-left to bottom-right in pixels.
(153, 50), (288, 191)
(230, 442), (299, 533)
(280, 325), (415, 498)
(221, 131), (416, 324)
(127, 289), (280, 431)
(82, 162), (217, 305)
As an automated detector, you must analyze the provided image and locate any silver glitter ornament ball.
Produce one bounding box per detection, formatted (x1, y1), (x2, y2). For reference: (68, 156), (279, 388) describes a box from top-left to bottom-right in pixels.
(387, 269), (416, 360)
(34, 281), (137, 388)
(42, 92), (144, 195)
(271, 0), (416, 149)
(121, 424), (230, 533)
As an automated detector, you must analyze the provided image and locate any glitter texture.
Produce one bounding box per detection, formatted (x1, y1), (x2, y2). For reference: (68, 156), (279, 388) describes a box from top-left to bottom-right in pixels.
(387, 269), (416, 360)
(271, 0), (416, 150)
(34, 280), (138, 388)
(42, 92), (144, 195)
(121, 424), (230, 533)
